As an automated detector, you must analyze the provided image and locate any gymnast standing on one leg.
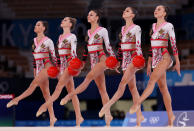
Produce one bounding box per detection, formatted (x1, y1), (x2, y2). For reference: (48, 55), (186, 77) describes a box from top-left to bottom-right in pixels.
(7, 21), (57, 126)
(99, 7), (144, 126)
(130, 5), (181, 126)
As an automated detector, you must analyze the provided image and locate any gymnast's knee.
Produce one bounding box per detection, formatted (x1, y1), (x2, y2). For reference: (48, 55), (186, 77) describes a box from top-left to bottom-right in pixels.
(120, 78), (128, 86)
(149, 76), (158, 85)
(86, 72), (94, 80)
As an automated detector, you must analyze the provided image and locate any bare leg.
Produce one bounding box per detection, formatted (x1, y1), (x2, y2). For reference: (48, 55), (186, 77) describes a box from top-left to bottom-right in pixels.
(99, 64), (136, 117)
(39, 80), (57, 127)
(128, 76), (144, 126)
(94, 73), (113, 126)
(157, 73), (175, 126)
(7, 68), (48, 108)
(130, 54), (171, 114)
(60, 62), (107, 105)
(36, 69), (72, 116)
(66, 78), (84, 126)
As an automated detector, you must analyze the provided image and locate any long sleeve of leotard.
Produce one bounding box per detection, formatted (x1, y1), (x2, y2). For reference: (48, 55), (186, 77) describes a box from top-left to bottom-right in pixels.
(102, 28), (116, 57)
(168, 23), (178, 55)
(135, 26), (143, 56)
(47, 39), (58, 66)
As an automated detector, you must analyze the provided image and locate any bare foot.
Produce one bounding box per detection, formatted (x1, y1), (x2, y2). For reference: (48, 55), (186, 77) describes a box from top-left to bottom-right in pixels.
(60, 94), (72, 105)
(168, 115), (175, 127)
(7, 98), (19, 108)
(129, 104), (140, 114)
(99, 104), (110, 118)
(36, 104), (47, 117)
(136, 115), (144, 127)
(50, 117), (57, 127)
(76, 116), (84, 126)
(105, 114), (113, 126)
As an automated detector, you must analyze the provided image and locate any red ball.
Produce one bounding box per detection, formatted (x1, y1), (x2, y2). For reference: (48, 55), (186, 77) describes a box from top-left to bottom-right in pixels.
(68, 66), (80, 76)
(69, 58), (82, 70)
(132, 55), (145, 68)
(105, 56), (118, 69)
(47, 66), (59, 78)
